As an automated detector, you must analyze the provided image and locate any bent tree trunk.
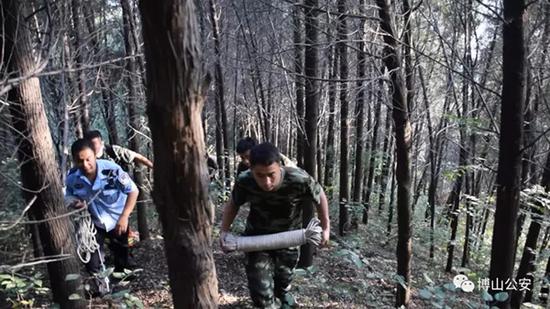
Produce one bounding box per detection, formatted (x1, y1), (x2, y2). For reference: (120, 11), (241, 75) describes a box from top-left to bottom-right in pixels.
(376, 0), (413, 306)
(139, 0), (219, 307)
(2, 0), (85, 306)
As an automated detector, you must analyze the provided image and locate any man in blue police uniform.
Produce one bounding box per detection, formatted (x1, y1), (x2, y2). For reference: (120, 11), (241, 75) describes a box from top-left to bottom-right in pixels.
(65, 139), (139, 274)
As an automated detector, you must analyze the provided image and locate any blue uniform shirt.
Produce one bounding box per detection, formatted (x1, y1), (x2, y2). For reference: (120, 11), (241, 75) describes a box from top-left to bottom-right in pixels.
(65, 159), (138, 232)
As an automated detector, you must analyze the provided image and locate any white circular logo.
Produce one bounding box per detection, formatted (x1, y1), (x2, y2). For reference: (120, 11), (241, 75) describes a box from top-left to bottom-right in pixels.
(453, 274), (468, 289)
(460, 280), (475, 292)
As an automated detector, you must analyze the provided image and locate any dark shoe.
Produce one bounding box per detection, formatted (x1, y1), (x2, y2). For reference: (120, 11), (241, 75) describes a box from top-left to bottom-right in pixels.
(279, 293), (298, 309)
(85, 276), (110, 298)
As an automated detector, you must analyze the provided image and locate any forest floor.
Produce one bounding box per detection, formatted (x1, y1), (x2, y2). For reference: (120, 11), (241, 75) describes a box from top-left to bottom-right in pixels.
(0, 201), (507, 308)
(120, 202), (488, 309)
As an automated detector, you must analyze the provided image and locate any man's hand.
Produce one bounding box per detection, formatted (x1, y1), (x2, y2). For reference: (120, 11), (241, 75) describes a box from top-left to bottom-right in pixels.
(321, 228), (330, 247)
(69, 199), (86, 210)
(115, 215), (129, 236)
(220, 231), (230, 253)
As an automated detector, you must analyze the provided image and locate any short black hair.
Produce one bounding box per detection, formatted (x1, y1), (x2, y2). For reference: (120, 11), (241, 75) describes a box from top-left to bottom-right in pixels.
(83, 130), (103, 141)
(71, 138), (95, 158)
(250, 142), (281, 167)
(236, 137), (257, 154)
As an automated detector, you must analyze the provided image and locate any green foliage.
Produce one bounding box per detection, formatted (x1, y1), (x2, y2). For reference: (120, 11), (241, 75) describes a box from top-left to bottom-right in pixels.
(105, 289), (145, 308)
(520, 185), (550, 217)
(335, 248), (365, 268)
(443, 113), (492, 135)
(442, 164), (488, 182)
(493, 292), (508, 302)
(0, 158), (25, 217)
(0, 272), (49, 308)
(417, 272), (491, 308)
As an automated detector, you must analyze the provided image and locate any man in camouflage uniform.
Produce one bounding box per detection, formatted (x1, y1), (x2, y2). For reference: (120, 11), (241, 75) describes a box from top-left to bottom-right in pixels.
(221, 142), (330, 309)
(236, 137), (296, 176)
(84, 130), (154, 169)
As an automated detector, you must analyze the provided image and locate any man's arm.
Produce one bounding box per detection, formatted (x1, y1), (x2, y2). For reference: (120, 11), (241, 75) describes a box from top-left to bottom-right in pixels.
(315, 188), (331, 246)
(220, 199), (239, 232)
(113, 165), (140, 236)
(219, 199), (240, 253)
(115, 188), (139, 236)
(64, 175), (85, 209)
(133, 153), (153, 169)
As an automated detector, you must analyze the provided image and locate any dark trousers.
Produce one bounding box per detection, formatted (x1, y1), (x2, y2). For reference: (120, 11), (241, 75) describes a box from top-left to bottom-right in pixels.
(86, 227), (129, 274)
(245, 248), (299, 308)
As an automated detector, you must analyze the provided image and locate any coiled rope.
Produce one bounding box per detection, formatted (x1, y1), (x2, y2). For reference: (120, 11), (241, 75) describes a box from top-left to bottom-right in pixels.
(68, 191), (103, 265)
(223, 218), (323, 252)
(68, 190), (110, 294)
(75, 213), (100, 263)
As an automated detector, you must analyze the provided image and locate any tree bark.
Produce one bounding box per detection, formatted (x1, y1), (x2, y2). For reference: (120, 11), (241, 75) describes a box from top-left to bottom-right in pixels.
(488, 0), (526, 306)
(82, 3), (120, 146)
(363, 78), (383, 224)
(352, 0), (367, 205)
(293, 1), (305, 168)
(121, 0), (150, 241)
(139, 0), (219, 307)
(375, 0), (413, 305)
(510, 149), (550, 306)
(323, 45), (337, 190)
(70, 0), (90, 133)
(337, 0), (350, 236)
(208, 0), (231, 186)
(298, 0), (320, 268)
(2, 0), (85, 306)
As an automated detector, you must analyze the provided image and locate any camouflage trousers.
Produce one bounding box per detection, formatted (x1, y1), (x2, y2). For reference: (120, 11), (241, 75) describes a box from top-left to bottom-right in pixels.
(245, 248), (299, 308)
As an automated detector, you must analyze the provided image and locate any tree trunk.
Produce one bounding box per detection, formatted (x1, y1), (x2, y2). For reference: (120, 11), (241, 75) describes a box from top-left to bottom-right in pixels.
(337, 0), (350, 236)
(2, 0), (85, 306)
(378, 132), (394, 214)
(139, 0), (219, 307)
(82, 3), (120, 146)
(323, 45), (337, 190)
(352, 0), (367, 205)
(387, 156), (396, 236)
(510, 150), (550, 306)
(208, 0), (231, 187)
(540, 255), (550, 305)
(376, 0), (413, 305)
(293, 1), (305, 168)
(488, 0), (525, 306)
(121, 0), (150, 241)
(362, 79), (383, 224)
(378, 133), (394, 214)
(445, 167), (464, 272)
(298, 0), (319, 268)
(70, 0), (90, 133)
(402, 0), (415, 113)
(419, 67), (437, 259)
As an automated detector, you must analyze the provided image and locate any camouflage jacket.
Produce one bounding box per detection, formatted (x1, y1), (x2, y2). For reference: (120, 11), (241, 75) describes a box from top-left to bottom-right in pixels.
(235, 153), (296, 177)
(232, 166), (322, 235)
(100, 144), (137, 168)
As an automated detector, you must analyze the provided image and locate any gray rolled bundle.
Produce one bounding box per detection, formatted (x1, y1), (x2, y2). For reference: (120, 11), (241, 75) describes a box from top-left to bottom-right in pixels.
(223, 218), (322, 252)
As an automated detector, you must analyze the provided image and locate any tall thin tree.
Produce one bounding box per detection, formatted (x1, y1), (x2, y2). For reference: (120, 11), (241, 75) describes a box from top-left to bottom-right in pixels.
(337, 0), (350, 236)
(375, 0), (413, 305)
(298, 0), (320, 268)
(121, 0), (150, 241)
(208, 0), (231, 186)
(488, 0), (526, 307)
(139, 0), (219, 307)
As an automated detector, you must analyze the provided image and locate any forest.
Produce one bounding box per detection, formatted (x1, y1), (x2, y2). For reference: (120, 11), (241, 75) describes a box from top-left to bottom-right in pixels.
(0, 0), (548, 308)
